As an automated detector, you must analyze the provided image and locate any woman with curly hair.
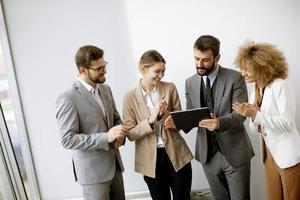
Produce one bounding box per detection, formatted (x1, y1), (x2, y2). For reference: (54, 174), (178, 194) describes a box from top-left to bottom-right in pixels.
(233, 41), (300, 200)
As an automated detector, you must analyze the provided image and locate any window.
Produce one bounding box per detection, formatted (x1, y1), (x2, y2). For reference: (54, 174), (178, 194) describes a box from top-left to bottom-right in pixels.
(0, 2), (40, 199)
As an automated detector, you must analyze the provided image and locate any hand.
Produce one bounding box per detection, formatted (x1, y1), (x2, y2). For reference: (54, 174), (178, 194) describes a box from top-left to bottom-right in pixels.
(114, 134), (125, 148)
(148, 104), (161, 125)
(158, 99), (168, 117)
(164, 115), (177, 130)
(232, 103), (258, 120)
(199, 113), (219, 131)
(107, 124), (128, 143)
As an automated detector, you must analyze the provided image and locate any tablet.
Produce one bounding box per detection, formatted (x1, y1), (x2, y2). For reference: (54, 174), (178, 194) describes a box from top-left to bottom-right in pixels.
(170, 107), (210, 129)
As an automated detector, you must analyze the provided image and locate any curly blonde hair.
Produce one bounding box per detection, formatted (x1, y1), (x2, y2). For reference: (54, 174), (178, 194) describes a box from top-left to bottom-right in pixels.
(234, 41), (288, 86)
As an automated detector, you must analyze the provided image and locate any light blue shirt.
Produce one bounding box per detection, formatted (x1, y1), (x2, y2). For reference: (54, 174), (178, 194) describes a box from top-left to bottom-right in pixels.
(202, 64), (219, 87)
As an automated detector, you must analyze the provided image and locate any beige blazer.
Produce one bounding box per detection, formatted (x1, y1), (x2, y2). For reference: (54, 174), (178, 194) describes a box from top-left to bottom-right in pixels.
(123, 81), (193, 178)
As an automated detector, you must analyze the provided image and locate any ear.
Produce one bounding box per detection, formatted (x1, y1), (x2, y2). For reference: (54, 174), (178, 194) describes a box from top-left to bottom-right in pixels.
(79, 66), (86, 74)
(139, 65), (146, 73)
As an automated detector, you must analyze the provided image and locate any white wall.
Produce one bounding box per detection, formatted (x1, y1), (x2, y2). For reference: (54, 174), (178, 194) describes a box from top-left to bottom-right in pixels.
(2, 0), (137, 199)
(3, 0), (300, 199)
(124, 1), (300, 200)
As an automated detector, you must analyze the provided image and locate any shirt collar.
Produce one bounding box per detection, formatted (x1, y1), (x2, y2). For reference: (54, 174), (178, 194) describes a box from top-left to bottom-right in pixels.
(140, 81), (157, 97)
(203, 64), (219, 85)
(77, 76), (98, 93)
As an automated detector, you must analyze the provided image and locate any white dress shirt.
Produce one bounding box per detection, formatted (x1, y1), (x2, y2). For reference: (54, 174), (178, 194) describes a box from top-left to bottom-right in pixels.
(141, 86), (165, 148)
(77, 77), (106, 116)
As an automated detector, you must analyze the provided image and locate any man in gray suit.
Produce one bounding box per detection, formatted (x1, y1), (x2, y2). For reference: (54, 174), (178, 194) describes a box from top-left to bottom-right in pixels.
(185, 35), (254, 200)
(56, 45), (128, 200)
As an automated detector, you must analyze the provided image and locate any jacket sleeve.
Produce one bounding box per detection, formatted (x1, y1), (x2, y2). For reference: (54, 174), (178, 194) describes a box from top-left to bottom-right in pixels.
(253, 81), (295, 132)
(157, 83), (182, 122)
(122, 92), (154, 141)
(182, 79), (193, 133)
(170, 83), (182, 112)
(217, 74), (248, 131)
(56, 93), (109, 151)
(245, 89), (261, 134)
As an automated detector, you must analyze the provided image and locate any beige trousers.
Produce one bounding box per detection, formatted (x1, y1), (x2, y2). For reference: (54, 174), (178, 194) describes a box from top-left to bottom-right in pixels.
(264, 146), (300, 200)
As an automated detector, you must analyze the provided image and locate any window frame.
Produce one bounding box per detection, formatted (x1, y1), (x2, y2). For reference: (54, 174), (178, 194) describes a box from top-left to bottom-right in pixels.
(0, 1), (41, 199)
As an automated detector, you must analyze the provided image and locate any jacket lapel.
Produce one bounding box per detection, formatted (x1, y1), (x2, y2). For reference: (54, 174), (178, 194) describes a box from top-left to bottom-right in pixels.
(98, 85), (111, 126)
(136, 82), (151, 119)
(214, 67), (226, 115)
(135, 81), (167, 120)
(194, 75), (202, 108)
(74, 80), (107, 123)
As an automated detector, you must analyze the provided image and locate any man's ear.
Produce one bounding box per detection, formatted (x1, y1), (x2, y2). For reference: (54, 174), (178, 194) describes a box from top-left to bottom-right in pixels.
(79, 66), (86, 74)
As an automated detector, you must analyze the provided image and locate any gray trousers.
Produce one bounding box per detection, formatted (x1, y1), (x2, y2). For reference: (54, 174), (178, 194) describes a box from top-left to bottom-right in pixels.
(81, 169), (125, 200)
(202, 151), (251, 200)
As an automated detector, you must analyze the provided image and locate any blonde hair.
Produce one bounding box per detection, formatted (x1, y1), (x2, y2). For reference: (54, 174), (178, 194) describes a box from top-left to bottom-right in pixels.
(234, 41), (288, 86)
(139, 50), (166, 71)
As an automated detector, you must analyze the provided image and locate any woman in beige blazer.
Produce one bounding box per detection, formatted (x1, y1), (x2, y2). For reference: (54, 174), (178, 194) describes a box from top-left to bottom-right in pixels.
(233, 41), (300, 200)
(123, 50), (193, 200)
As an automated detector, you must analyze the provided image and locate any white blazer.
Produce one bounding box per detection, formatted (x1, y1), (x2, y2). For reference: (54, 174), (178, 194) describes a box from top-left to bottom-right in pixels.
(249, 79), (300, 169)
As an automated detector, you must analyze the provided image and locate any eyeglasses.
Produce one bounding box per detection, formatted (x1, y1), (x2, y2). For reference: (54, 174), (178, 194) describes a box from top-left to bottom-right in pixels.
(88, 61), (108, 73)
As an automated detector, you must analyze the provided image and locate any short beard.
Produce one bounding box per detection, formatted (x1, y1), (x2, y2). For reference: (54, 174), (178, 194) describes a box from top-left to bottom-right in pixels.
(197, 62), (216, 76)
(88, 71), (106, 84)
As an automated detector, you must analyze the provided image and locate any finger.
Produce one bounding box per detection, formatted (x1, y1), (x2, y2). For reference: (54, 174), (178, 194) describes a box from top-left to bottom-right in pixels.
(199, 121), (208, 127)
(162, 102), (168, 108)
(160, 103), (167, 110)
(210, 113), (216, 119)
(165, 115), (171, 122)
(121, 126), (128, 132)
(117, 136), (124, 141)
(199, 123), (208, 128)
(119, 130), (127, 136)
(200, 119), (211, 123)
(152, 110), (160, 118)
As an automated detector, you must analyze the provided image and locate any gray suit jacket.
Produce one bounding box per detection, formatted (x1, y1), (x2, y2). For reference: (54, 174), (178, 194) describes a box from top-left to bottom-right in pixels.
(185, 66), (254, 167)
(56, 80), (124, 185)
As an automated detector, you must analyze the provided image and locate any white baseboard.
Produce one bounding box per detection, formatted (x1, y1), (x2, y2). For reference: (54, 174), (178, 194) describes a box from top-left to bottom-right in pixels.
(126, 190), (151, 199)
(64, 188), (211, 200)
(63, 191), (151, 200)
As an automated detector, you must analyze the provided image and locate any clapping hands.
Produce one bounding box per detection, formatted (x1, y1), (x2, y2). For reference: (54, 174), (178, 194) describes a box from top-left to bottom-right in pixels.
(148, 99), (168, 125)
(232, 102), (258, 120)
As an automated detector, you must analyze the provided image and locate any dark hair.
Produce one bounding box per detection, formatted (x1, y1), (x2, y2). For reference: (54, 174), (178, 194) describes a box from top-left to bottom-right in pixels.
(75, 45), (104, 70)
(194, 35), (220, 57)
(139, 50), (166, 70)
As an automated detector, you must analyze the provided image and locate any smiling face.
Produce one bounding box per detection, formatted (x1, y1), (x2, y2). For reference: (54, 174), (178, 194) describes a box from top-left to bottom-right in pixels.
(194, 48), (220, 76)
(241, 62), (257, 83)
(80, 57), (107, 86)
(141, 62), (165, 86)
